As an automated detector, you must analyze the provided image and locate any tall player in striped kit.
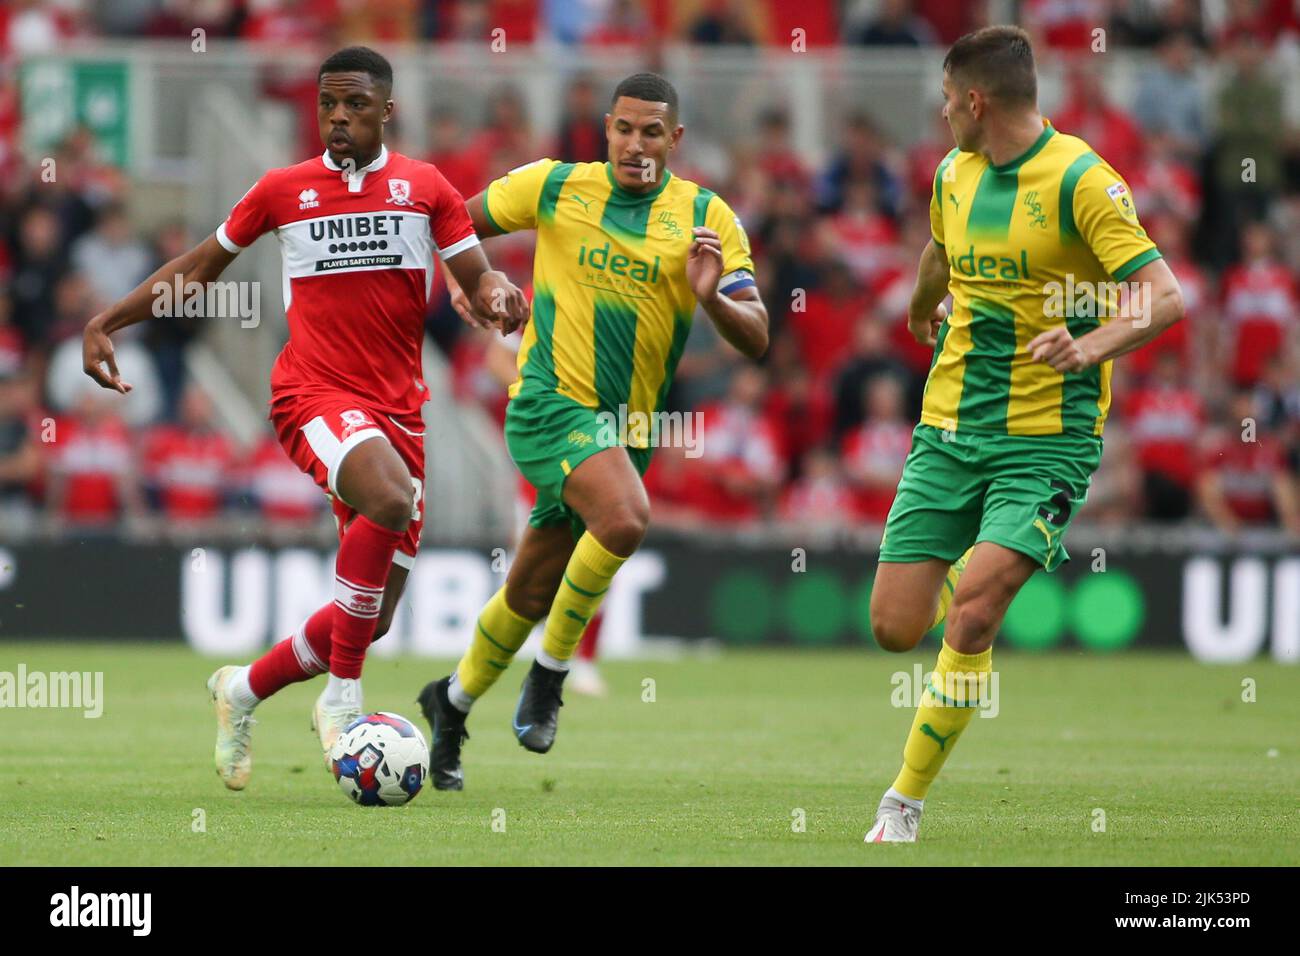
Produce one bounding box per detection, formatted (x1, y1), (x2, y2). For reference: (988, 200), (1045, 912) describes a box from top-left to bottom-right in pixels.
(419, 74), (770, 790)
(864, 27), (1185, 842)
(81, 47), (529, 790)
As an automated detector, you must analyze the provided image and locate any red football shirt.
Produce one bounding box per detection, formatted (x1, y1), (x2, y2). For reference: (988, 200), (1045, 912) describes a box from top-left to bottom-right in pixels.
(216, 147), (478, 416)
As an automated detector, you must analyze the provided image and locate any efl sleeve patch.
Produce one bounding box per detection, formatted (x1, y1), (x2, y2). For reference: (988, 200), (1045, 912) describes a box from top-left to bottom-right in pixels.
(1105, 182), (1138, 221)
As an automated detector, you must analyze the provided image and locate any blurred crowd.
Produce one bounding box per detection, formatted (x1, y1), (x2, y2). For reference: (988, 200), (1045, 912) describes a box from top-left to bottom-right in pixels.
(3, 0), (1300, 54)
(3, 0), (1300, 540)
(0, 0), (1009, 53)
(0, 129), (326, 538)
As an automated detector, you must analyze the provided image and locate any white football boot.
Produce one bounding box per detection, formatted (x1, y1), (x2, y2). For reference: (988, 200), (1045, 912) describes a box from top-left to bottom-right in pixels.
(311, 685), (363, 767)
(207, 665), (256, 790)
(864, 793), (923, 844)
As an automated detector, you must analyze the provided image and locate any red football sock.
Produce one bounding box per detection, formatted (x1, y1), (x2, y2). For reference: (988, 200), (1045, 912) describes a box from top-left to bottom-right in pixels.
(248, 603), (333, 699)
(330, 514), (402, 679)
(578, 611), (602, 660)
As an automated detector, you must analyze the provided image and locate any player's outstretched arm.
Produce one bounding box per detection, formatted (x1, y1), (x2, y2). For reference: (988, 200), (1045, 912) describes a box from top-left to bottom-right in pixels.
(82, 234), (238, 393)
(439, 191), (523, 332)
(1029, 258), (1185, 373)
(907, 238), (951, 347)
(464, 190), (504, 240)
(688, 226), (768, 359)
(443, 244), (529, 335)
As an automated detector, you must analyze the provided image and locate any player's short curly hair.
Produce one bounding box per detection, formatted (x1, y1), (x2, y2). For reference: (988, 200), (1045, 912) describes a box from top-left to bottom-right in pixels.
(943, 25), (1037, 107)
(318, 46), (393, 94)
(611, 72), (679, 122)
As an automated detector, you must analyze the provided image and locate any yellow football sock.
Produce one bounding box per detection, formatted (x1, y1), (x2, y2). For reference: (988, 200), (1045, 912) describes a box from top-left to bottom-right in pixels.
(540, 532), (626, 662)
(892, 639), (992, 800)
(929, 546), (973, 629)
(455, 587), (537, 699)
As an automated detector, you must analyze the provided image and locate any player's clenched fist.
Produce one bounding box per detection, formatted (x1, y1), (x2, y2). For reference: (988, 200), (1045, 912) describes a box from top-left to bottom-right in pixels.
(471, 270), (530, 335)
(686, 226), (724, 303)
(907, 302), (947, 347)
(1028, 326), (1090, 373)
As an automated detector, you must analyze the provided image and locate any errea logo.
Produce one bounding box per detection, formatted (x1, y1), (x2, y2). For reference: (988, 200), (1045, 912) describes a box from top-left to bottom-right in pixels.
(298, 188), (320, 210)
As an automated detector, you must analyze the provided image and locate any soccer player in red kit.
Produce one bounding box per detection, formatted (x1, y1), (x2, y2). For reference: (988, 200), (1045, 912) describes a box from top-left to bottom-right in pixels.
(81, 47), (528, 790)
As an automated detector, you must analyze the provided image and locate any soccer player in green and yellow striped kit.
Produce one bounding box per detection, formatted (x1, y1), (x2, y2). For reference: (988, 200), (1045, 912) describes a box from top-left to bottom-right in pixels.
(865, 26), (1185, 842)
(417, 73), (768, 790)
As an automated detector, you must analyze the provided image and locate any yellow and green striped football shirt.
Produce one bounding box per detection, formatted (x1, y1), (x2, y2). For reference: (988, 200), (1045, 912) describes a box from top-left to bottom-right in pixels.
(925, 121), (1161, 436)
(483, 159), (755, 439)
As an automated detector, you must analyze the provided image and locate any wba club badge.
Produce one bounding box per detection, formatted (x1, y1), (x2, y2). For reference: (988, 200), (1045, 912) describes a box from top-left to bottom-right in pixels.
(386, 178), (413, 206)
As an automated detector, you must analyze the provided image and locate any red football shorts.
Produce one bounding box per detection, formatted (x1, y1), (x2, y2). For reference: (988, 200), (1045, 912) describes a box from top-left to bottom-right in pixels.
(270, 390), (425, 568)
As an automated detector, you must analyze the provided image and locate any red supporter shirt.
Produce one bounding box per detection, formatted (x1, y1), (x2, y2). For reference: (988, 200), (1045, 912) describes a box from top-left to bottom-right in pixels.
(871, 268), (935, 375)
(1221, 262), (1298, 385)
(1124, 385), (1204, 487)
(694, 402), (784, 520)
(841, 420), (912, 521)
(1201, 434), (1285, 523)
(245, 435), (325, 522)
(780, 475), (856, 523)
(765, 385), (832, 470)
(642, 453), (718, 518)
(427, 144), (490, 201)
(1127, 256), (1205, 376)
(789, 290), (870, 385)
(216, 147), (479, 416)
(141, 425), (234, 520)
(827, 210), (899, 288)
(1051, 100), (1145, 176)
(1129, 159), (1202, 223)
(50, 415), (133, 524)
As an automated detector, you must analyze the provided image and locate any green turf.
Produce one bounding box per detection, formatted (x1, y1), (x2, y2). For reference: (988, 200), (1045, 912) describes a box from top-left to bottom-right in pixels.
(0, 643), (1295, 866)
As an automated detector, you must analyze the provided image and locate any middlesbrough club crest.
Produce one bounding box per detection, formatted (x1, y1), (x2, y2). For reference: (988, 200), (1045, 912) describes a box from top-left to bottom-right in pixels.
(339, 408), (375, 439)
(385, 179), (413, 206)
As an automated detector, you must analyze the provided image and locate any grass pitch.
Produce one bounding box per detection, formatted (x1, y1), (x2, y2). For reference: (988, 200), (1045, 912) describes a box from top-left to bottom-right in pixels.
(0, 643), (1296, 866)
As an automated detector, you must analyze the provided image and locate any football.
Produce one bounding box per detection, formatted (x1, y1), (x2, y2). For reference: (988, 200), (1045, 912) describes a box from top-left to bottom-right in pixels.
(329, 713), (429, 807)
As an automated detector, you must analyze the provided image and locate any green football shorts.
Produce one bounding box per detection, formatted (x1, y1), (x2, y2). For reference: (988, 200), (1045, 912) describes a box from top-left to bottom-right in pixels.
(504, 388), (652, 537)
(880, 423), (1103, 571)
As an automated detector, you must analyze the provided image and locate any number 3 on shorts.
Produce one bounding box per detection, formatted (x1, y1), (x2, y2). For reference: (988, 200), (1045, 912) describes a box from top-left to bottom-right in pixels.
(410, 476), (424, 521)
(1036, 479), (1075, 527)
